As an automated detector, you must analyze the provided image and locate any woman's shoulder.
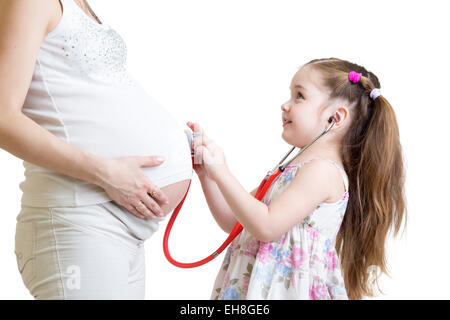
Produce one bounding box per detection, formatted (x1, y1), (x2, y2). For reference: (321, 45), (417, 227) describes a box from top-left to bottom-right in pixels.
(1, 0), (56, 38)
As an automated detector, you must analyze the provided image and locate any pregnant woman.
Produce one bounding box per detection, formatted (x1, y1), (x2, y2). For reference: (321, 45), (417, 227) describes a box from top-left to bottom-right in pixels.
(0, 0), (193, 299)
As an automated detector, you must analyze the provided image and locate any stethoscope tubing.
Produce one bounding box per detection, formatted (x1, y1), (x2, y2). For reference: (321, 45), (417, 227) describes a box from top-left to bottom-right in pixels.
(163, 117), (336, 268)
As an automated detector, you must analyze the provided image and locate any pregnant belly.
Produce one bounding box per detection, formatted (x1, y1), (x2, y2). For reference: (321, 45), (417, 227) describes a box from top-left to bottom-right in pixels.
(56, 79), (193, 212)
(159, 179), (191, 216)
(144, 125), (193, 216)
(137, 121), (193, 216)
(116, 90), (194, 215)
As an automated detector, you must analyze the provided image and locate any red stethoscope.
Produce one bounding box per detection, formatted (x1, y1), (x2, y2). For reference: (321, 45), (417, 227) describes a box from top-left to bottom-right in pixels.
(163, 117), (336, 268)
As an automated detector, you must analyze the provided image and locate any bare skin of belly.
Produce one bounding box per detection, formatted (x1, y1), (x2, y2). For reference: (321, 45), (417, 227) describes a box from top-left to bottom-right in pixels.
(158, 179), (191, 216)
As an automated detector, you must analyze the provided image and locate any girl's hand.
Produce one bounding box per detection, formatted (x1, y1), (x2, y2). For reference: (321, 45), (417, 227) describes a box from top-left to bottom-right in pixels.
(187, 121), (229, 182)
(97, 156), (170, 220)
(186, 121), (208, 179)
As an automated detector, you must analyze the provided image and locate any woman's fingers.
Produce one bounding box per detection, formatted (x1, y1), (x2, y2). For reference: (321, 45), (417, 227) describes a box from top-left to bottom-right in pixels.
(139, 155), (166, 167)
(125, 203), (148, 219)
(147, 186), (169, 205)
(128, 180), (166, 219)
(102, 156), (170, 220)
(136, 156), (169, 205)
(139, 180), (170, 217)
(138, 176), (169, 205)
(139, 194), (164, 217)
(128, 196), (161, 219)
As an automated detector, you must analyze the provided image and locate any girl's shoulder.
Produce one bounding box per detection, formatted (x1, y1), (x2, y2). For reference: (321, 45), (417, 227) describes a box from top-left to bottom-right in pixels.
(286, 157), (348, 204)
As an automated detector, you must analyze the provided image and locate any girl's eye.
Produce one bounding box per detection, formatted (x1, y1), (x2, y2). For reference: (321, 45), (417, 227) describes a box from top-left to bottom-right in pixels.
(296, 92), (304, 99)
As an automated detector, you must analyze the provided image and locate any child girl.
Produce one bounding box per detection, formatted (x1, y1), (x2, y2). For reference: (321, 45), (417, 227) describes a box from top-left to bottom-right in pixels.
(186, 57), (407, 300)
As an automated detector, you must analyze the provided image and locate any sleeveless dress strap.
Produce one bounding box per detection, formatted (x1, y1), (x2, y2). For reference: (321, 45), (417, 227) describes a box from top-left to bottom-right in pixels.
(58, 0), (78, 19)
(63, 0), (108, 27)
(60, 0), (75, 10)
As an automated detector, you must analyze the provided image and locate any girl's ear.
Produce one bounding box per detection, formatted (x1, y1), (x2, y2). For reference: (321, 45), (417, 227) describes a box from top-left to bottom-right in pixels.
(331, 105), (349, 128)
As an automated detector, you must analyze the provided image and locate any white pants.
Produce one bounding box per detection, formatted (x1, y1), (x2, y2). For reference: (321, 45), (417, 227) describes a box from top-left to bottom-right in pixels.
(14, 201), (161, 299)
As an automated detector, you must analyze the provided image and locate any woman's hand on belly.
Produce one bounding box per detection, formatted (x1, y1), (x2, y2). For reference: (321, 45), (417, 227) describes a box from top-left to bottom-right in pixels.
(96, 155), (170, 219)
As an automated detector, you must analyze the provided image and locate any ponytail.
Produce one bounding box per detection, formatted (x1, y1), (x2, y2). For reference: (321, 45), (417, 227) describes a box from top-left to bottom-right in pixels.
(305, 58), (407, 299)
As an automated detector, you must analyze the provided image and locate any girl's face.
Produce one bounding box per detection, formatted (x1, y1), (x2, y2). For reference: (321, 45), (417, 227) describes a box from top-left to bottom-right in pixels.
(281, 66), (333, 148)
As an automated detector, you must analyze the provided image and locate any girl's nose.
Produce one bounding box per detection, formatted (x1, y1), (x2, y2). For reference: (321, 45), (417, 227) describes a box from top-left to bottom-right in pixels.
(281, 103), (289, 111)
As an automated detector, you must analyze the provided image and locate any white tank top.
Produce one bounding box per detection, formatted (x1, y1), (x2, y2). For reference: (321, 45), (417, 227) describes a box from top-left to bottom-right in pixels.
(19, 0), (193, 207)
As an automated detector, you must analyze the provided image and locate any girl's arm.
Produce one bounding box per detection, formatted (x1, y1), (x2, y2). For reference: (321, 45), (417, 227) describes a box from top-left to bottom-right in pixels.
(214, 159), (334, 242)
(189, 122), (333, 242)
(198, 172), (257, 233)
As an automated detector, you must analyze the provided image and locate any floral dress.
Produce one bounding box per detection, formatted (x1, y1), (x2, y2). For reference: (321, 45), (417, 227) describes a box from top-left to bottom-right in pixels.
(211, 157), (349, 300)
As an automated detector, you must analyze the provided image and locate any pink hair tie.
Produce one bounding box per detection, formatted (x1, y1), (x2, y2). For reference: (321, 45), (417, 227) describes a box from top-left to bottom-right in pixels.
(348, 71), (362, 84)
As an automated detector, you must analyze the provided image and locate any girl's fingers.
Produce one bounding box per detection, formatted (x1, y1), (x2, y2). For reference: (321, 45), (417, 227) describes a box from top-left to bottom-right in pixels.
(202, 134), (213, 147)
(193, 122), (201, 134)
(186, 122), (194, 132)
(193, 142), (203, 164)
(188, 121), (203, 136)
(191, 122), (215, 147)
(192, 122), (203, 147)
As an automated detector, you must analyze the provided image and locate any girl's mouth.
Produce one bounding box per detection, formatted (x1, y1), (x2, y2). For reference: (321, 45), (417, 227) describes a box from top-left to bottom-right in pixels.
(283, 120), (292, 127)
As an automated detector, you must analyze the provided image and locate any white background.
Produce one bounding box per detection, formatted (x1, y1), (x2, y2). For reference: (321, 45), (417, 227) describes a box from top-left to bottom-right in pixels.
(1, 0), (449, 299)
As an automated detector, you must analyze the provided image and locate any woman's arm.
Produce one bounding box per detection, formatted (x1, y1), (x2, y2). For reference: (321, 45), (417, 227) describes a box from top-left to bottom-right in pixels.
(0, 0), (103, 183)
(198, 172), (257, 234)
(0, 112), (107, 187)
(0, 1), (104, 183)
(0, 0), (168, 219)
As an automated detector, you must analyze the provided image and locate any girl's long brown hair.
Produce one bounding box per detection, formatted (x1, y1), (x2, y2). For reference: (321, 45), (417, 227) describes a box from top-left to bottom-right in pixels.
(304, 58), (407, 299)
